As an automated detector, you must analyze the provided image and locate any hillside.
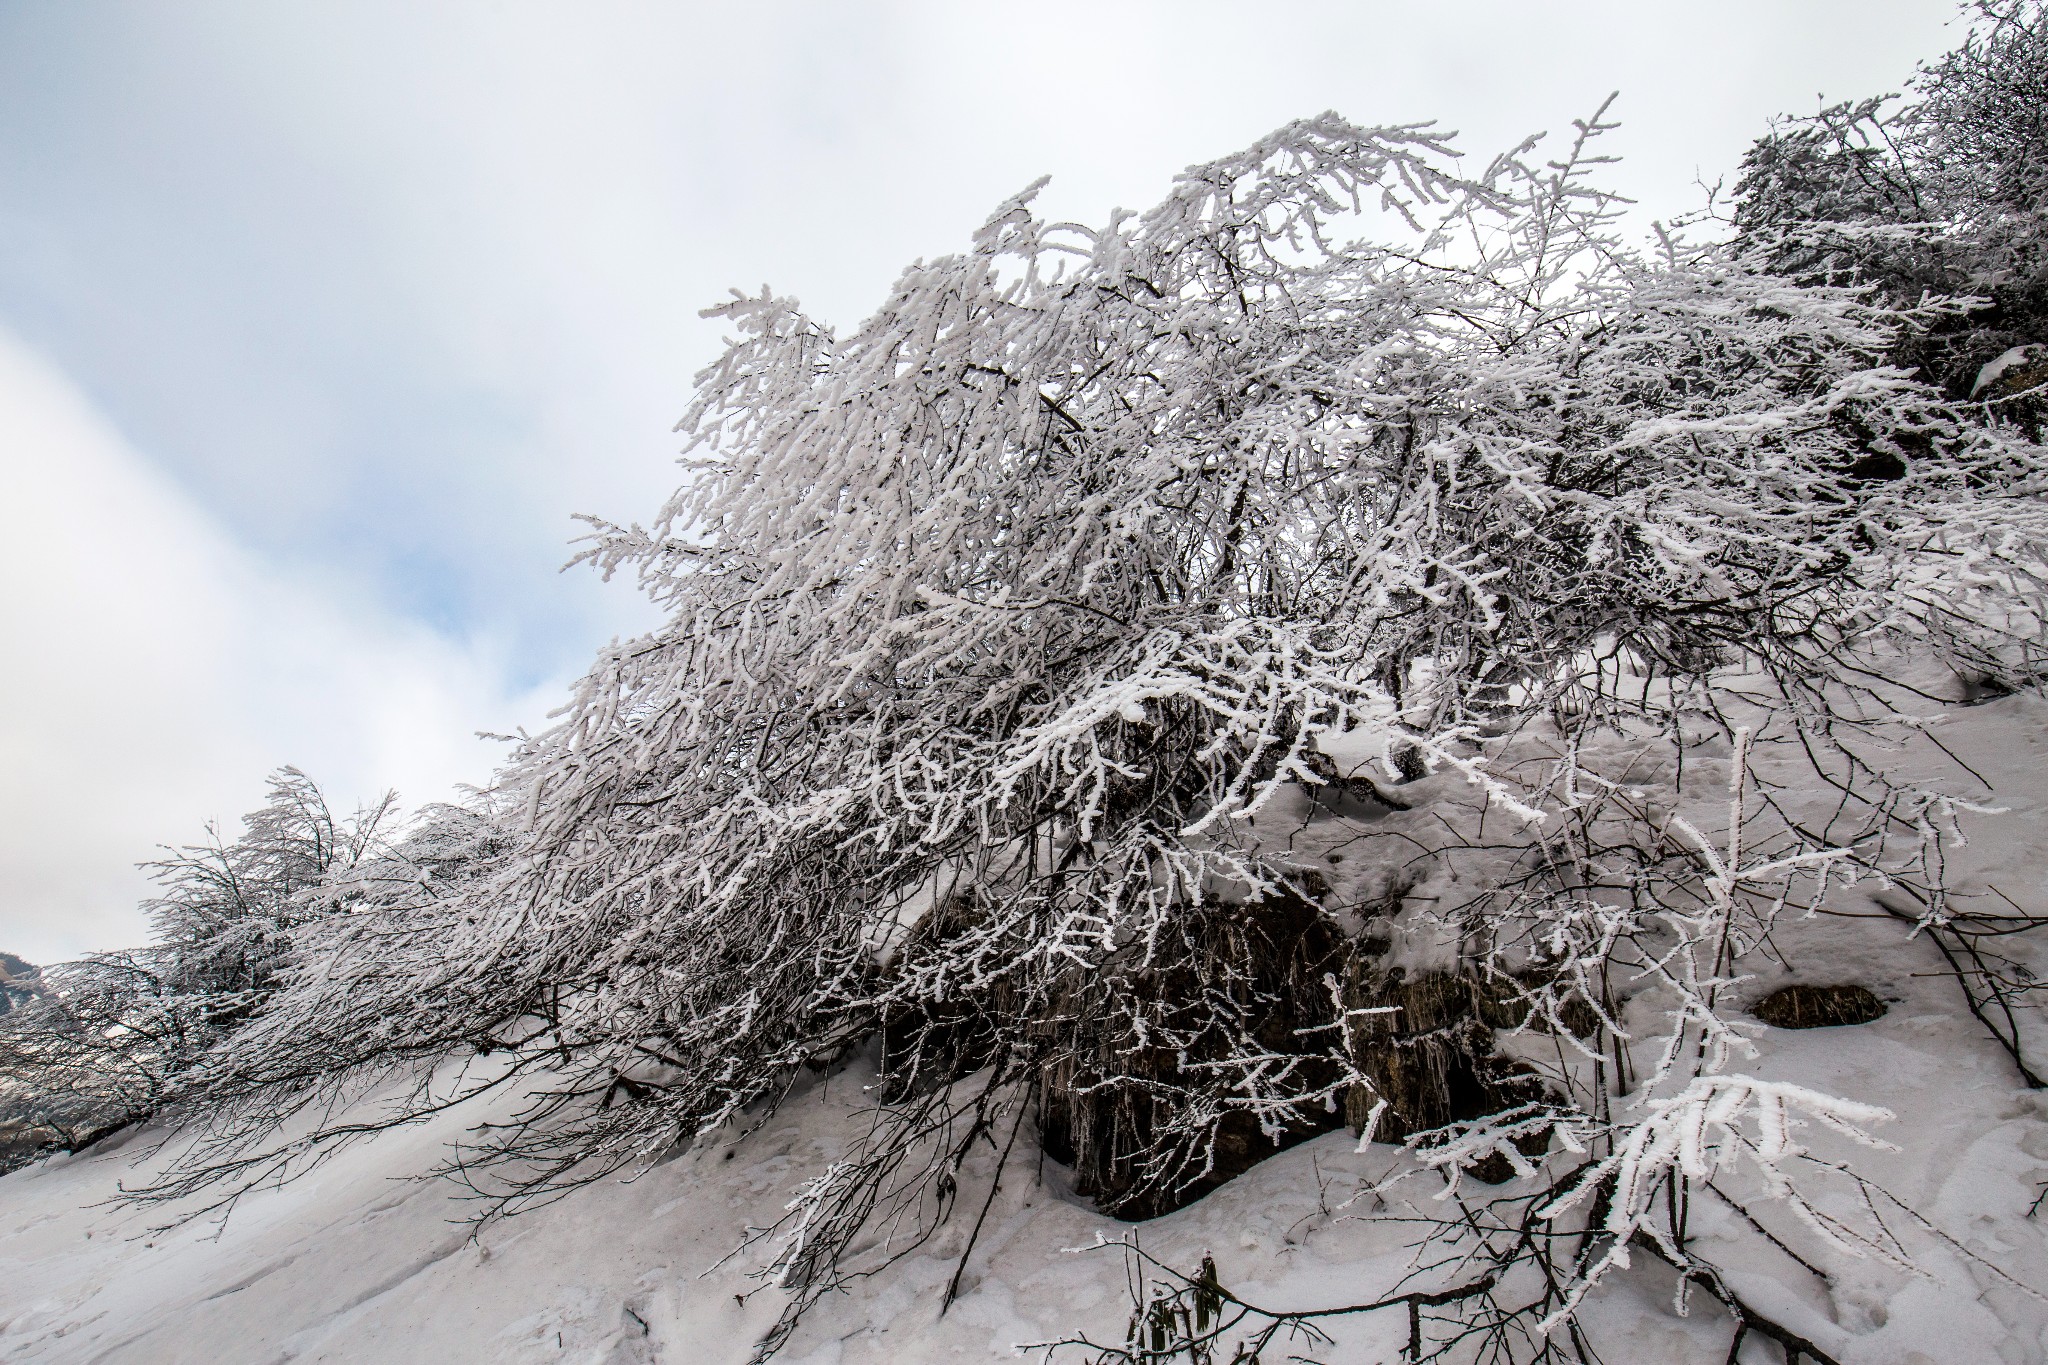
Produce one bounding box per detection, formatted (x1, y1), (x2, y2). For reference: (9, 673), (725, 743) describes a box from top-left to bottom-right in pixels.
(3, 688), (2047, 1364)
(8, 10), (2048, 1362)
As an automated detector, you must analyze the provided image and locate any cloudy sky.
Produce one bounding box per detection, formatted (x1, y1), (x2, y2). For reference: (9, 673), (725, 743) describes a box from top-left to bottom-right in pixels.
(0, 0), (1964, 960)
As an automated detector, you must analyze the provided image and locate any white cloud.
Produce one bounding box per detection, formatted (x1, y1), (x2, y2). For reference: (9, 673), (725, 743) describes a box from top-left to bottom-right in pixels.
(0, 326), (551, 962)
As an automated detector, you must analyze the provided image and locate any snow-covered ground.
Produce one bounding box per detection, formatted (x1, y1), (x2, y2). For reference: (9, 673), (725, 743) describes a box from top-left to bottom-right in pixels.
(7, 693), (2048, 1364)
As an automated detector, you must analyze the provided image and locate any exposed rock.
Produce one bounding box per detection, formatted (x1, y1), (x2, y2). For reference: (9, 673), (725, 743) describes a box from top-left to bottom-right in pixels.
(1971, 342), (2048, 400)
(1339, 969), (1557, 1183)
(885, 886), (1596, 1216)
(1752, 983), (1887, 1030)
(1971, 342), (2048, 437)
(1036, 887), (1351, 1221)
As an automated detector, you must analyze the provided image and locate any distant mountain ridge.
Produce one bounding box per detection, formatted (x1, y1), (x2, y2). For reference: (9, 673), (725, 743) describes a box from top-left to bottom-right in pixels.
(0, 952), (40, 1015)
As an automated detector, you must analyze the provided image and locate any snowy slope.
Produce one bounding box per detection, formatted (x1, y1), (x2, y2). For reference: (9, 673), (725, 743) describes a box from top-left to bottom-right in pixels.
(7, 694), (2048, 1364)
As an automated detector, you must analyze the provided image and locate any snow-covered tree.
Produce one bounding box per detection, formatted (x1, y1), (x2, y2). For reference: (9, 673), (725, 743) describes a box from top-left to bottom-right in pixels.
(0, 769), (389, 1146)
(1736, 0), (2048, 415)
(143, 767), (389, 1015)
(115, 79), (2048, 1359)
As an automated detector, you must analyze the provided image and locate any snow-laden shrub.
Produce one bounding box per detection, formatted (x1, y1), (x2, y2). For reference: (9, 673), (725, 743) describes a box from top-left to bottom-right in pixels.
(0, 770), (390, 1152)
(141, 768), (390, 1016)
(118, 794), (523, 1177)
(134, 102), (2048, 1358)
(1736, 0), (2048, 410)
